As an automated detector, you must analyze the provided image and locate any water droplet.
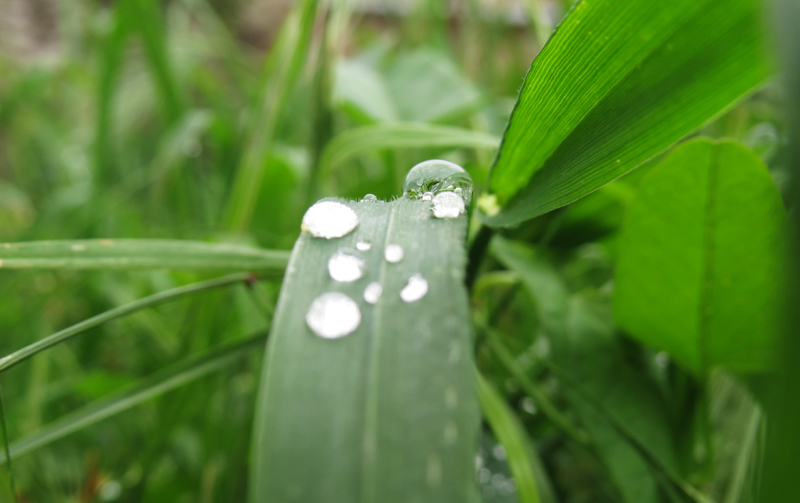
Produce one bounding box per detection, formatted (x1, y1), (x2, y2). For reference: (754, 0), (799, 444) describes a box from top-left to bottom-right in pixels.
(521, 397), (537, 414)
(426, 455), (442, 486)
(301, 201), (359, 239)
(384, 244), (404, 263)
(305, 292), (361, 339)
(492, 444), (507, 461)
(479, 468), (492, 484)
(356, 240), (372, 251)
(432, 191), (465, 219)
(422, 192), (433, 201)
(444, 422), (459, 444)
(360, 193), (378, 202)
(402, 159), (473, 205)
(445, 387), (458, 409)
(363, 282), (382, 304)
(400, 274), (428, 302)
(328, 250), (365, 282)
(71, 244), (87, 251)
(454, 187), (462, 194)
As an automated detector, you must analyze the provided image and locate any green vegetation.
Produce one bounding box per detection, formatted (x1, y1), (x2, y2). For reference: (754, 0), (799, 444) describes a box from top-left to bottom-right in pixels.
(0, 0), (794, 502)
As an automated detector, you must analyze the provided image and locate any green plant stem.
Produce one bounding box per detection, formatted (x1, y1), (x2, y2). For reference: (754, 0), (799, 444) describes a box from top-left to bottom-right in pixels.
(0, 384), (17, 502)
(479, 324), (589, 445)
(0, 273), (254, 374)
(466, 223), (494, 290)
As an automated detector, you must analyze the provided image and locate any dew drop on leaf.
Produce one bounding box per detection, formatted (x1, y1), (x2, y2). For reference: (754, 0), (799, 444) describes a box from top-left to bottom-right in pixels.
(384, 244), (404, 263)
(360, 194), (378, 202)
(305, 292), (361, 339)
(432, 191), (466, 219)
(402, 159), (473, 205)
(301, 201), (359, 239)
(400, 274), (428, 302)
(328, 250), (365, 282)
(363, 282), (382, 304)
(356, 240), (372, 251)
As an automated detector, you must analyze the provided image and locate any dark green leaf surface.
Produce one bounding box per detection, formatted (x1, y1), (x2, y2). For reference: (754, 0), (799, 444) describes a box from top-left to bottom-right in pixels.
(0, 239), (289, 271)
(483, 0), (769, 226)
(251, 198), (479, 502)
(615, 139), (789, 376)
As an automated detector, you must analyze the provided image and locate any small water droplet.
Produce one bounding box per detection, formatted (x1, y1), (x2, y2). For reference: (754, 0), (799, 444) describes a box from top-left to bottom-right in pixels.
(521, 397), (537, 414)
(445, 387), (458, 409)
(363, 282), (382, 304)
(426, 455), (442, 486)
(356, 240), (372, 251)
(71, 244), (87, 251)
(479, 468), (492, 484)
(328, 250), (365, 282)
(444, 422), (459, 444)
(384, 244), (404, 263)
(305, 292), (361, 339)
(422, 192), (433, 201)
(360, 193), (378, 202)
(454, 187), (462, 194)
(432, 191), (465, 219)
(400, 274), (428, 302)
(492, 444), (507, 461)
(301, 201), (359, 239)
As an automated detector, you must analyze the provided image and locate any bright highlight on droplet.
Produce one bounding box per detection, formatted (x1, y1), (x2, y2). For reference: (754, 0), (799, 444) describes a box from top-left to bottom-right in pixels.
(384, 244), (404, 263)
(356, 241), (372, 251)
(363, 282), (382, 304)
(301, 201), (359, 239)
(432, 191), (465, 219)
(305, 292), (361, 339)
(400, 274), (428, 302)
(328, 250), (365, 282)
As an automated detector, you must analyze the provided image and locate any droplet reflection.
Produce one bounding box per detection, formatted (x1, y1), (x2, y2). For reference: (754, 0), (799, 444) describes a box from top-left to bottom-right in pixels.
(305, 292), (361, 339)
(301, 201), (359, 239)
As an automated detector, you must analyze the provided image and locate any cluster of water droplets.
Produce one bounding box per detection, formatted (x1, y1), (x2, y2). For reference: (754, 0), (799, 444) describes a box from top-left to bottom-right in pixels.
(301, 189), (439, 339)
(402, 159), (473, 219)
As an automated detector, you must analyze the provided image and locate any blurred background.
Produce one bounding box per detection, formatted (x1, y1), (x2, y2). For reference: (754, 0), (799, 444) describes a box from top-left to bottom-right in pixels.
(0, 0), (787, 501)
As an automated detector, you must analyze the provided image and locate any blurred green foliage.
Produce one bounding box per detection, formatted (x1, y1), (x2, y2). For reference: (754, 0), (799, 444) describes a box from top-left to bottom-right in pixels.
(0, 0), (790, 502)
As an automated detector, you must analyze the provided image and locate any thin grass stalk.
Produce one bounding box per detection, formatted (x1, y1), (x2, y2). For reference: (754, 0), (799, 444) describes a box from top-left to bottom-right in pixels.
(0, 273), (253, 374)
(0, 385), (17, 502)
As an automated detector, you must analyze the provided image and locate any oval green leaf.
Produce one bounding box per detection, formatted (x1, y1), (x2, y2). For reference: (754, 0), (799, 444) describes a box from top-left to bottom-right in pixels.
(614, 139), (790, 375)
(483, 0), (769, 226)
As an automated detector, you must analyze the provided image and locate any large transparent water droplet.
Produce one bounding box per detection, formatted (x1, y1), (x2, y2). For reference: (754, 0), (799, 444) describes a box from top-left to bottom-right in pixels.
(306, 292), (361, 339)
(432, 191), (466, 219)
(301, 201), (359, 239)
(363, 282), (382, 304)
(402, 159), (473, 206)
(384, 244), (404, 263)
(361, 194), (378, 202)
(356, 240), (372, 251)
(328, 250), (365, 282)
(400, 274), (428, 302)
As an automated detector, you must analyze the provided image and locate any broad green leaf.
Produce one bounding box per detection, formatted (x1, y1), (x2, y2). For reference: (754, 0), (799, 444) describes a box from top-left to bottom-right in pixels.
(320, 122), (499, 174)
(0, 273), (252, 373)
(615, 139), (789, 375)
(0, 239), (289, 271)
(483, 0), (769, 226)
(0, 333), (266, 464)
(477, 373), (542, 503)
(251, 197), (479, 503)
(334, 59), (399, 124)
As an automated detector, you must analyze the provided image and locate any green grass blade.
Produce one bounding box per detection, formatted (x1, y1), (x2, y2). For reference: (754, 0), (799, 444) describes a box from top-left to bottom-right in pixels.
(321, 122), (499, 175)
(0, 385), (17, 502)
(480, 324), (588, 445)
(225, 0), (320, 232)
(483, 0), (770, 226)
(0, 333), (266, 464)
(0, 273), (251, 373)
(614, 139), (790, 376)
(0, 239), (289, 271)
(131, 0), (184, 124)
(477, 373), (542, 503)
(250, 197), (479, 502)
